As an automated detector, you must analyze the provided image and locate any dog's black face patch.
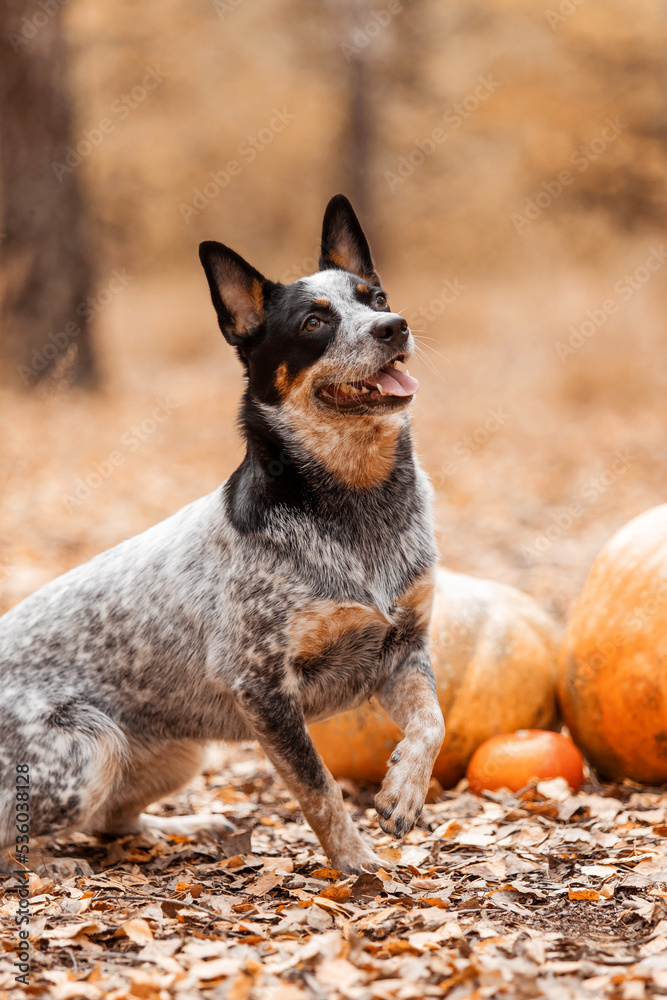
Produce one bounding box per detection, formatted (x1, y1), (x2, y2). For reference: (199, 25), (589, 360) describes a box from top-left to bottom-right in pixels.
(201, 195), (421, 495)
(200, 194), (419, 421)
(244, 270), (417, 417)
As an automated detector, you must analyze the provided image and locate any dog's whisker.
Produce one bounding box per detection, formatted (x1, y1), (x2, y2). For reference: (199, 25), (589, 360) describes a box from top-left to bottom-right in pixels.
(412, 337), (451, 365)
(413, 342), (446, 369)
(412, 344), (446, 384)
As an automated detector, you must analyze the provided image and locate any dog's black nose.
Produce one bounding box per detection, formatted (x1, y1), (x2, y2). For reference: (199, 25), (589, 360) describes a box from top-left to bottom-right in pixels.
(371, 316), (409, 345)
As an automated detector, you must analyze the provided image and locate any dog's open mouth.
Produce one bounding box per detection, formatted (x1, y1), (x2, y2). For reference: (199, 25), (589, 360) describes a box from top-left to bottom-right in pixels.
(317, 357), (419, 412)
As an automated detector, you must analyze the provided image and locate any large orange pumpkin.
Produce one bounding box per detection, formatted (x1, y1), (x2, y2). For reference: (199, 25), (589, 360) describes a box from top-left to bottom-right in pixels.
(309, 568), (561, 787)
(558, 504), (667, 784)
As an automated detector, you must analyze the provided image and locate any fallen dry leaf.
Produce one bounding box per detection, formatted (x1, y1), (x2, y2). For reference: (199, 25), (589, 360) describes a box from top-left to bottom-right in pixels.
(116, 917), (154, 944)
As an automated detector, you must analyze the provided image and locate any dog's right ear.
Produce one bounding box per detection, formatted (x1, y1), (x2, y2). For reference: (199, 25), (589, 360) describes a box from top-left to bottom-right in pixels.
(199, 241), (269, 347)
(319, 194), (380, 284)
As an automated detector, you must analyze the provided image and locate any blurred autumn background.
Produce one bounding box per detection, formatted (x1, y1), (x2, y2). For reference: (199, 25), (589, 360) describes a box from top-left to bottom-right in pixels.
(0, 0), (666, 622)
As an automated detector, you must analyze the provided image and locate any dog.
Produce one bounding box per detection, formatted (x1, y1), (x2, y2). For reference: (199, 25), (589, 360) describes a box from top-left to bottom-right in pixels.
(0, 195), (445, 874)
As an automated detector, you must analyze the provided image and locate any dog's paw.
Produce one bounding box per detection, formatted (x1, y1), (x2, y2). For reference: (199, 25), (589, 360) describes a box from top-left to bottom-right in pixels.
(374, 757), (428, 838)
(140, 812), (236, 838)
(329, 845), (385, 875)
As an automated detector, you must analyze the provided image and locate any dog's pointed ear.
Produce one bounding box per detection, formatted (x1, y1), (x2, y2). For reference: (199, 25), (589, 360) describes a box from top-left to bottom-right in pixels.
(319, 194), (380, 284)
(199, 241), (270, 346)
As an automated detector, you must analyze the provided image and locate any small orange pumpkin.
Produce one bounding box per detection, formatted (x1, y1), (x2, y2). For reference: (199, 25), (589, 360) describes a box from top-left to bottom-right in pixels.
(466, 729), (584, 794)
(558, 504), (667, 784)
(309, 568), (561, 787)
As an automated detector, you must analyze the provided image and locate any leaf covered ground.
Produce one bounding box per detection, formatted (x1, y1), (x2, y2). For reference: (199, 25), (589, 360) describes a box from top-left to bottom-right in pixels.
(2, 744), (667, 1000)
(1, 256), (667, 999)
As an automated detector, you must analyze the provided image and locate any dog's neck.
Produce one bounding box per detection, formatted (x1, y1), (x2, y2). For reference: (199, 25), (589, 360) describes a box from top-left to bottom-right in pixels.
(225, 394), (416, 534)
(255, 397), (407, 490)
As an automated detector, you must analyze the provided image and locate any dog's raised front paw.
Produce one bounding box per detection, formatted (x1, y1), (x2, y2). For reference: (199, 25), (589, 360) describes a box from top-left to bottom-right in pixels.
(374, 760), (428, 839)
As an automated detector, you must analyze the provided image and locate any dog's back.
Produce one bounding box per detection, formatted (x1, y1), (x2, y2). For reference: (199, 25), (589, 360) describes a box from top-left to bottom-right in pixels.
(0, 196), (445, 873)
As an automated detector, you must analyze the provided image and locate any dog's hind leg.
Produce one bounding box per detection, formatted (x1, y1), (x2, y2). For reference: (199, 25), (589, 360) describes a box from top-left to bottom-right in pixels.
(0, 701), (127, 852)
(97, 739), (235, 838)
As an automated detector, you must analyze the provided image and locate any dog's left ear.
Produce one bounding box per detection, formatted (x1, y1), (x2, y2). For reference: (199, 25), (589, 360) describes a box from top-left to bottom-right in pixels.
(319, 194), (380, 284)
(199, 241), (270, 347)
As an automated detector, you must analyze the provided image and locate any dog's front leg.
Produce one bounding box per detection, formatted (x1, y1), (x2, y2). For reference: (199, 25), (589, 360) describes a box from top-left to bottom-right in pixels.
(373, 653), (445, 838)
(232, 683), (382, 874)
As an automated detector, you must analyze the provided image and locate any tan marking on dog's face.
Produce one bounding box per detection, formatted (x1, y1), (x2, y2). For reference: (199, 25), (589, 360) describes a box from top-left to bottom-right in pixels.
(264, 270), (412, 488)
(289, 598), (390, 660)
(396, 568), (436, 631)
(274, 362), (310, 400)
(357, 283), (369, 295)
(313, 297), (330, 309)
(271, 363), (404, 488)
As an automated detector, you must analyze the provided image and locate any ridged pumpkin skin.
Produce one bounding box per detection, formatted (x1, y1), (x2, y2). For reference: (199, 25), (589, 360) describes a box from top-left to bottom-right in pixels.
(558, 504), (667, 784)
(309, 568), (561, 787)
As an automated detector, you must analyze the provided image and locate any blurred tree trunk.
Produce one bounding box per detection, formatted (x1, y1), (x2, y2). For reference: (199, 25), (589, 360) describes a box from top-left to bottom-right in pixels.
(0, 0), (96, 388)
(345, 0), (374, 236)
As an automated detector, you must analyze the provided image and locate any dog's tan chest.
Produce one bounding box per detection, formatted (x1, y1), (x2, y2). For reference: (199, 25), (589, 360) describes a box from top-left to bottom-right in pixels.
(288, 599), (390, 662)
(288, 568), (435, 663)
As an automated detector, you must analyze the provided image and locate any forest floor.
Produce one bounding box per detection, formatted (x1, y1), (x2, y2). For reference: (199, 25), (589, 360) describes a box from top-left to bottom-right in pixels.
(2, 746), (667, 999)
(1, 254), (667, 998)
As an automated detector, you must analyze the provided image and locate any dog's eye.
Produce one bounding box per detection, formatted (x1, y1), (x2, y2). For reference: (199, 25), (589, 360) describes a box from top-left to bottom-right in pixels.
(375, 293), (388, 308)
(303, 316), (322, 331)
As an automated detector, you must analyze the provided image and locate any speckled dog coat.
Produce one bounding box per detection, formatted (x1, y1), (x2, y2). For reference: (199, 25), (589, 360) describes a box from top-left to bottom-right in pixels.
(0, 196), (445, 873)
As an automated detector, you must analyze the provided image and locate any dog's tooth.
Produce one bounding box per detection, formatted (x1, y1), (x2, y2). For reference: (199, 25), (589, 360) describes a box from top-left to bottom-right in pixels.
(376, 383), (386, 395)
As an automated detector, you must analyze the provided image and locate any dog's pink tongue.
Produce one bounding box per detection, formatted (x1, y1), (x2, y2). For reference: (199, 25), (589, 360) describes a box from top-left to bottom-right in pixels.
(374, 366), (420, 397)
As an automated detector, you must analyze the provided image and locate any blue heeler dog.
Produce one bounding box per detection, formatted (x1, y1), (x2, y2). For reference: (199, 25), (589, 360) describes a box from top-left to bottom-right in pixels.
(0, 195), (444, 873)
